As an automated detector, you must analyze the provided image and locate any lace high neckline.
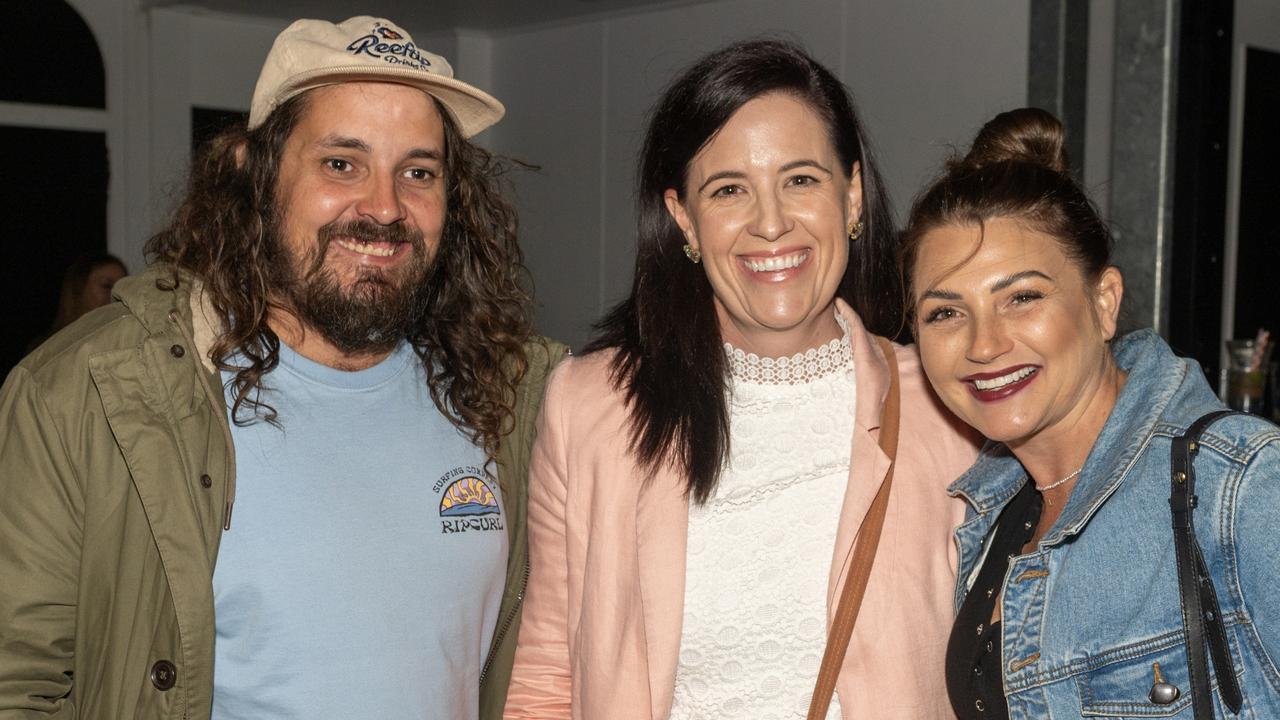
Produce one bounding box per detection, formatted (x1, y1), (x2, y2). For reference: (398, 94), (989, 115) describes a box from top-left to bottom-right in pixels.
(724, 312), (853, 385)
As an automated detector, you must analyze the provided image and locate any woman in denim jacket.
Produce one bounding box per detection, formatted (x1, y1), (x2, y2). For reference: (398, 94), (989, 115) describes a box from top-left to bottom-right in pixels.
(902, 107), (1280, 719)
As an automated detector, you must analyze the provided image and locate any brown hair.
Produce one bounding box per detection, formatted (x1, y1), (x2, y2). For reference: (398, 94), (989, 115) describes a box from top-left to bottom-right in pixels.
(52, 252), (127, 332)
(145, 90), (531, 460)
(901, 107), (1113, 323)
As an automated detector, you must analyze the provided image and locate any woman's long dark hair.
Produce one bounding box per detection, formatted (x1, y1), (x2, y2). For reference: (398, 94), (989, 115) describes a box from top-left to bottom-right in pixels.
(146, 91), (531, 461)
(584, 38), (898, 503)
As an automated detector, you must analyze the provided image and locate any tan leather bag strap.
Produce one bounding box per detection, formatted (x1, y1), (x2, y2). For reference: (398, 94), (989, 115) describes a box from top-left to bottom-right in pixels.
(807, 335), (901, 719)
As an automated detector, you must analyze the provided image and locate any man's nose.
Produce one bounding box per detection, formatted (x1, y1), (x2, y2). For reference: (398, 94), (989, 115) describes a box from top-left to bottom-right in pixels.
(355, 174), (407, 226)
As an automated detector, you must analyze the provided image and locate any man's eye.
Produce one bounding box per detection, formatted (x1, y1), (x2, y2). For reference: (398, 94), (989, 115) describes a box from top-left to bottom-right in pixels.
(325, 159), (351, 172)
(406, 168), (436, 181)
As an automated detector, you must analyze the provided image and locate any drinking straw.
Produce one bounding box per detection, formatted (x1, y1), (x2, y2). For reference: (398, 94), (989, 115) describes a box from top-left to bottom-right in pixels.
(1249, 328), (1270, 372)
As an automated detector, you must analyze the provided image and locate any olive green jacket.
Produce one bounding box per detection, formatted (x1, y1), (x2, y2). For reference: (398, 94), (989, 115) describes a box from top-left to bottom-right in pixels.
(0, 265), (566, 719)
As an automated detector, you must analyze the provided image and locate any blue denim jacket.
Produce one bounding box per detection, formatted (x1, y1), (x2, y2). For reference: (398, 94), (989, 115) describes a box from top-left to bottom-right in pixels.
(949, 330), (1280, 718)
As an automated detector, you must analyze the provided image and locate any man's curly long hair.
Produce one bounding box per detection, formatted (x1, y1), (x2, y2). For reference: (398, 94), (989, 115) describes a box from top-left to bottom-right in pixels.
(146, 90), (532, 460)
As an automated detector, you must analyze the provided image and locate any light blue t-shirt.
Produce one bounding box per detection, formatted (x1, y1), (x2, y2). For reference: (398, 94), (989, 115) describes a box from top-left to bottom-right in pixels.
(211, 341), (506, 720)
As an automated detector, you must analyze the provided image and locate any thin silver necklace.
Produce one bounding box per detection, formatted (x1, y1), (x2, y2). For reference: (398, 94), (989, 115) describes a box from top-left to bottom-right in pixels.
(1035, 467), (1082, 492)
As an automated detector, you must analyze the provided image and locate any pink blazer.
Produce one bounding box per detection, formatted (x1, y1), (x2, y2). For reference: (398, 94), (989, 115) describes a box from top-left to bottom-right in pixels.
(505, 304), (979, 719)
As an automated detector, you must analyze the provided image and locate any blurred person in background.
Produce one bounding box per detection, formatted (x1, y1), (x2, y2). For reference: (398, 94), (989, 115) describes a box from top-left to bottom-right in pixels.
(25, 252), (128, 352)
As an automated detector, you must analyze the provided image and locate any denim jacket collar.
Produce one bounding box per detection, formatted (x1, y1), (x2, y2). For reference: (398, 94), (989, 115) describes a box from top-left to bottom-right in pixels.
(947, 329), (1191, 545)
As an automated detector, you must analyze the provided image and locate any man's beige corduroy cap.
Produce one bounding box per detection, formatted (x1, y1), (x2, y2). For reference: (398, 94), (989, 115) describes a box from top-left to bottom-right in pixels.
(249, 16), (504, 137)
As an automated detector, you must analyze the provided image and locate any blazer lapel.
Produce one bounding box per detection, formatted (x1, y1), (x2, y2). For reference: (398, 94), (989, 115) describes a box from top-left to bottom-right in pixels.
(827, 303), (893, 613)
(634, 464), (689, 717)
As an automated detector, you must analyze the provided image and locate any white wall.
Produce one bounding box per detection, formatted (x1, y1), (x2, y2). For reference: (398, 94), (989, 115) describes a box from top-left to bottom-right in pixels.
(487, 0), (1029, 348)
(61, 1), (1029, 350)
(59, 0), (146, 270)
(146, 8), (290, 258)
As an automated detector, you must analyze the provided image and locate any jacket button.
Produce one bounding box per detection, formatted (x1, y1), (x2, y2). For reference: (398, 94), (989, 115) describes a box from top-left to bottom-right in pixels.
(199, 474), (213, 489)
(150, 660), (177, 690)
(170, 344), (185, 358)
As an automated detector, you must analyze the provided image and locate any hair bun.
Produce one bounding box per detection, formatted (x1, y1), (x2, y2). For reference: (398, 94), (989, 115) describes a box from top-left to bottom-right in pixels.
(957, 107), (1069, 174)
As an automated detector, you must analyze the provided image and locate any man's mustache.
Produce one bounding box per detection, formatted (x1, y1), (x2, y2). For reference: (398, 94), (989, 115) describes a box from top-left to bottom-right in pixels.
(317, 219), (424, 247)
(297, 219), (428, 278)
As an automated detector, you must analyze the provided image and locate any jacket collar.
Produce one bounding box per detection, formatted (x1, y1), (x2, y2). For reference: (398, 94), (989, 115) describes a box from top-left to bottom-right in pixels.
(113, 264), (221, 374)
(835, 299), (890, 434)
(948, 330), (1189, 543)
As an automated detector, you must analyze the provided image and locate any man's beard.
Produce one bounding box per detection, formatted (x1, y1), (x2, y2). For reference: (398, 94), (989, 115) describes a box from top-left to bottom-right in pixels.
(269, 216), (436, 356)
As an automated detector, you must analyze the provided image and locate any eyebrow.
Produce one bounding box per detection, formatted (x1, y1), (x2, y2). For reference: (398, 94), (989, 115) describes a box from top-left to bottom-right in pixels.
(695, 158), (831, 194)
(405, 148), (444, 162)
(317, 135), (443, 162)
(990, 270), (1053, 293)
(920, 288), (962, 301)
(318, 135), (370, 152)
(919, 270), (1054, 303)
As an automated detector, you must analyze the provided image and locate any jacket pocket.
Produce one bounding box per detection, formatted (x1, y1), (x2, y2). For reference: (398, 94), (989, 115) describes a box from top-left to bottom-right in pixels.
(1075, 630), (1243, 718)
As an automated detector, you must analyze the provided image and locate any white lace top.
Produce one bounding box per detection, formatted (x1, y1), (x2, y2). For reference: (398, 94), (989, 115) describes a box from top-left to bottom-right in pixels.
(669, 319), (856, 720)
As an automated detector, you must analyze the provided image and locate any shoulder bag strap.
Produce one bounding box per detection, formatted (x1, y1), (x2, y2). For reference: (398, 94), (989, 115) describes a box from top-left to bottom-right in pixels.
(807, 335), (901, 720)
(1171, 409), (1245, 718)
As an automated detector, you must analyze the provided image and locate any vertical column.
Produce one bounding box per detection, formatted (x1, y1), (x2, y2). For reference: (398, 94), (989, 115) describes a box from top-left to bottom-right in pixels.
(1168, 1), (1232, 380)
(1108, 0), (1180, 334)
(1028, 0), (1091, 179)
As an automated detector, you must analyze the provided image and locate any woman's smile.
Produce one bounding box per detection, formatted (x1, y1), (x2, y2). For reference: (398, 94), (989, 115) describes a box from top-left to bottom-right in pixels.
(962, 364), (1040, 401)
(739, 248), (810, 277)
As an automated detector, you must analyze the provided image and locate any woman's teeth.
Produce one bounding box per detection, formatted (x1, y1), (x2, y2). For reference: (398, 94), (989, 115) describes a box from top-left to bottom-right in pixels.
(744, 250), (807, 272)
(973, 366), (1037, 390)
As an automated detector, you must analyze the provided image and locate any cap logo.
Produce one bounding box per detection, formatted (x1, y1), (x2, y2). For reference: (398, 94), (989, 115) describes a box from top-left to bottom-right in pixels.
(346, 22), (431, 70)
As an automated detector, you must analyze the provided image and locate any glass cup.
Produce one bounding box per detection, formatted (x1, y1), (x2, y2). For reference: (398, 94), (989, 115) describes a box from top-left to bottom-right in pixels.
(1224, 339), (1272, 415)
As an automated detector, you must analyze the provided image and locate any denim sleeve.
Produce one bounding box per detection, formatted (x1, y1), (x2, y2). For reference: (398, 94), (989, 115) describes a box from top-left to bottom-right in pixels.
(1234, 437), (1280, 680)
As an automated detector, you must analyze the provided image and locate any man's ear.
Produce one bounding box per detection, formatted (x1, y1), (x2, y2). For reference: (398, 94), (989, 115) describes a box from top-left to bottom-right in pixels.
(233, 140), (249, 169)
(1093, 265), (1125, 341)
(663, 189), (698, 251)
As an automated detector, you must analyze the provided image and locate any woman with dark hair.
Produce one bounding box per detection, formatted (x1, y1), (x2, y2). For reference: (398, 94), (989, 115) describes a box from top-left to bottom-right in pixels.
(904, 108), (1280, 719)
(505, 39), (977, 719)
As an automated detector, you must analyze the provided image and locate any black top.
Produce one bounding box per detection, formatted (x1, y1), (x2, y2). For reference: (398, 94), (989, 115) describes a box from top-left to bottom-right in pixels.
(945, 481), (1042, 720)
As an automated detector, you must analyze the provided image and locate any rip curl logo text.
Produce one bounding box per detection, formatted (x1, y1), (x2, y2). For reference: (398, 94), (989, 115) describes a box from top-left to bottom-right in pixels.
(346, 32), (432, 70)
(437, 472), (503, 534)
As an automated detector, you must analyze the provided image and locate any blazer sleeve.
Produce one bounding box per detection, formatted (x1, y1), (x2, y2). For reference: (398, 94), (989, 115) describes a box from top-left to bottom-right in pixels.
(504, 364), (574, 718)
(0, 368), (82, 717)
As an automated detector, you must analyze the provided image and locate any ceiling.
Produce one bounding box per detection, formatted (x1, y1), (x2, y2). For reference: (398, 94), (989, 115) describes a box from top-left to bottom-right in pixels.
(142, 0), (713, 32)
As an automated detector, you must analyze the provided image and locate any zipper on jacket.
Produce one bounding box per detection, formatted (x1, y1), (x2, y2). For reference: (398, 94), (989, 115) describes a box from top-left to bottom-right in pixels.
(479, 557), (530, 685)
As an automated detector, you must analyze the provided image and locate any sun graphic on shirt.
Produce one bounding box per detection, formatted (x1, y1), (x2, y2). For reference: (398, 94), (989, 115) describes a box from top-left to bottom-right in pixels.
(439, 476), (500, 517)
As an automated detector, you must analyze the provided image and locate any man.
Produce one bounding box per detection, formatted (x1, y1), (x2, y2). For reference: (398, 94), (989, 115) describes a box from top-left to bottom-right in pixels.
(0, 16), (564, 719)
